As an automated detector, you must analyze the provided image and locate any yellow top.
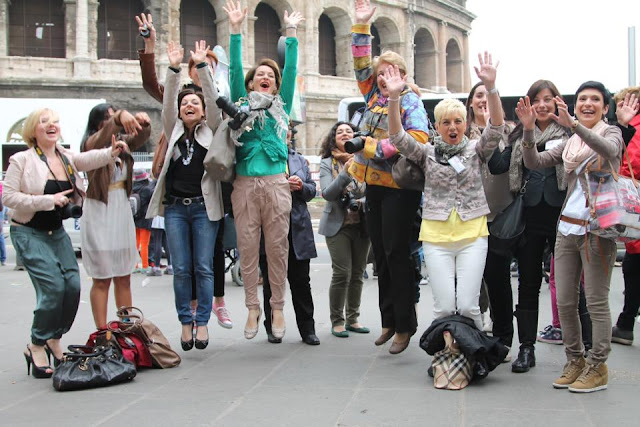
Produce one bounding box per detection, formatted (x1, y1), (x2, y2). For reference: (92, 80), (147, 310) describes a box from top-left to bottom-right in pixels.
(419, 208), (488, 243)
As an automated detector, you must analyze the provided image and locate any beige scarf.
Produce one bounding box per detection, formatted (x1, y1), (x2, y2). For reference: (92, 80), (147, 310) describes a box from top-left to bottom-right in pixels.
(563, 120), (608, 173)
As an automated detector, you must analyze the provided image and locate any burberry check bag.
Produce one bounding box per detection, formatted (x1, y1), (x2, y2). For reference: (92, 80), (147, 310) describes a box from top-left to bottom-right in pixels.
(432, 331), (473, 390)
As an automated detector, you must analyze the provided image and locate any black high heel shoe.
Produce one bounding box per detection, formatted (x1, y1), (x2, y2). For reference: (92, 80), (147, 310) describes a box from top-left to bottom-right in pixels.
(194, 326), (209, 350)
(181, 324), (194, 351)
(44, 344), (63, 368)
(23, 346), (53, 379)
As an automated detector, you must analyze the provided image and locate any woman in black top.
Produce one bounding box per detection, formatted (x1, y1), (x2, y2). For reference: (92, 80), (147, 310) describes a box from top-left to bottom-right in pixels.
(488, 80), (569, 373)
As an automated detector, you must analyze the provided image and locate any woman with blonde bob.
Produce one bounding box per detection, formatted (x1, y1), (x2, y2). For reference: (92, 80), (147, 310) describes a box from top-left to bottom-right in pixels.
(382, 52), (505, 332)
(2, 108), (126, 378)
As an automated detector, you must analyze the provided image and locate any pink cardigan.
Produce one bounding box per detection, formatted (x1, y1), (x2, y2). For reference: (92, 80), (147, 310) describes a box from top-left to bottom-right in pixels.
(2, 145), (113, 224)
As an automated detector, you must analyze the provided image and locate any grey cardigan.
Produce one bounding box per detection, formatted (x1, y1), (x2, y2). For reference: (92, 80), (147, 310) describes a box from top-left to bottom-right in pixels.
(521, 122), (622, 219)
(318, 157), (365, 237)
(390, 123), (505, 221)
(147, 65), (224, 221)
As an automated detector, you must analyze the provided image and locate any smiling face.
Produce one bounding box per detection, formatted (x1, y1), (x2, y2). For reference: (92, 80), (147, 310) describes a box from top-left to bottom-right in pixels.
(575, 88), (609, 129)
(250, 65), (277, 95)
(435, 113), (466, 145)
(34, 111), (61, 147)
(179, 94), (204, 128)
(334, 124), (355, 152)
(532, 88), (556, 129)
(471, 85), (487, 124)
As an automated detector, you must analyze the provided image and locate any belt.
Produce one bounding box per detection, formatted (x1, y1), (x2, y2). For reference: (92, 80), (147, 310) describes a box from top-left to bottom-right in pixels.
(167, 195), (205, 206)
(109, 181), (126, 191)
(560, 215), (588, 227)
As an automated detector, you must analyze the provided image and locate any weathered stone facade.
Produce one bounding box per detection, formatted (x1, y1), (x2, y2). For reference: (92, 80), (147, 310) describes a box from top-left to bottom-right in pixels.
(0, 0), (474, 155)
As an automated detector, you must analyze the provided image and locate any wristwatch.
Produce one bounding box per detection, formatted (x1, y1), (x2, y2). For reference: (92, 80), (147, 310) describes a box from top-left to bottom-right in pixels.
(522, 139), (535, 149)
(571, 119), (579, 131)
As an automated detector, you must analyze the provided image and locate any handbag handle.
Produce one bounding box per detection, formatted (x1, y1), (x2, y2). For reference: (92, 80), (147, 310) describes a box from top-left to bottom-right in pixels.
(117, 306), (144, 324)
(63, 345), (108, 359)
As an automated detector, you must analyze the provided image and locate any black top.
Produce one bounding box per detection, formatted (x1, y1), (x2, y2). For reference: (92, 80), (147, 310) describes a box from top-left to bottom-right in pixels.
(24, 180), (72, 231)
(166, 137), (206, 198)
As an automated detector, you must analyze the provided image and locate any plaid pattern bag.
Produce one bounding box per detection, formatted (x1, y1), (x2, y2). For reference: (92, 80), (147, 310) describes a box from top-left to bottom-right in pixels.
(432, 331), (472, 390)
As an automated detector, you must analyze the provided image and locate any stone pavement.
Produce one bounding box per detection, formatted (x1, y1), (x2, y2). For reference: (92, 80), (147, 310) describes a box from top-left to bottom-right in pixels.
(0, 234), (639, 426)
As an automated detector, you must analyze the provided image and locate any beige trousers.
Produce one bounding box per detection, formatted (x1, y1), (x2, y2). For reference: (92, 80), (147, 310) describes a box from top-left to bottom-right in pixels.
(231, 174), (292, 310)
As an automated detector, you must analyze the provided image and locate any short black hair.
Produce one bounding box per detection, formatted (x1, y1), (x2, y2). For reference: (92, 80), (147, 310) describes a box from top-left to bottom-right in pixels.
(575, 81), (611, 106)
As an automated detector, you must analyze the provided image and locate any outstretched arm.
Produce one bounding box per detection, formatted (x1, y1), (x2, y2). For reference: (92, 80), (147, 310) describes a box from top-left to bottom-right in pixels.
(224, 1), (248, 101)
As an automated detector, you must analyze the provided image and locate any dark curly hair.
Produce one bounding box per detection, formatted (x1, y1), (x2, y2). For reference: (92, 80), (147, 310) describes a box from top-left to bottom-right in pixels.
(318, 121), (357, 158)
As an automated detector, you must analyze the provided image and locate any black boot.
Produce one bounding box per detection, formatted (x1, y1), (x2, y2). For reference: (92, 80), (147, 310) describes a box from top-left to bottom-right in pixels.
(512, 307), (538, 373)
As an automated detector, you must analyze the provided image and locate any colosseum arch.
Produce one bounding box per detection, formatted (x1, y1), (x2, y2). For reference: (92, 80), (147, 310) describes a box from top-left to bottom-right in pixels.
(252, 0), (294, 62)
(371, 16), (402, 57)
(179, 0), (217, 53)
(413, 27), (437, 90)
(317, 6), (351, 77)
(446, 38), (463, 93)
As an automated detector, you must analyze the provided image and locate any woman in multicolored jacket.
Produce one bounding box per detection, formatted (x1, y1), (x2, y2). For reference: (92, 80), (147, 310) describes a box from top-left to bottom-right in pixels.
(350, 0), (430, 354)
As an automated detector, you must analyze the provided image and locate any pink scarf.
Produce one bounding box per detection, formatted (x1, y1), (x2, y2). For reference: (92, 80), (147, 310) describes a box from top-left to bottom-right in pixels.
(562, 120), (608, 173)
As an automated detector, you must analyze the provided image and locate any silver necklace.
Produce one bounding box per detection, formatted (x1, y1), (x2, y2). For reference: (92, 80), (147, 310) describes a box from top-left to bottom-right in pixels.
(182, 138), (194, 165)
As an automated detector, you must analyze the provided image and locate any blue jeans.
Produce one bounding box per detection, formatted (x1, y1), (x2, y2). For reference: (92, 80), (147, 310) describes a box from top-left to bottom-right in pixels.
(164, 201), (219, 325)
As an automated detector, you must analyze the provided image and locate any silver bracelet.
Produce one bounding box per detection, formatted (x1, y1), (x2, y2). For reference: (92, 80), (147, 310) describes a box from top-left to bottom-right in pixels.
(388, 97), (399, 102)
(286, 25), (297, 29)
(488, 87), (499, 95)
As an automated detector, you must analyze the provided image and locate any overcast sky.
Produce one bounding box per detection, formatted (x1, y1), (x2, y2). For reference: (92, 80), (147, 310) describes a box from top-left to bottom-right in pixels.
(465, 0), (640, 96)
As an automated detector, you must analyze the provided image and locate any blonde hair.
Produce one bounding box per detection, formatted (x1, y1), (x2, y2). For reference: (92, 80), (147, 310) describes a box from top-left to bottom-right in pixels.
(22, 108), (59, 148)
(614, 86), (640, 103)
(373, 50), (421, 95)
(434, 98), (466, 125)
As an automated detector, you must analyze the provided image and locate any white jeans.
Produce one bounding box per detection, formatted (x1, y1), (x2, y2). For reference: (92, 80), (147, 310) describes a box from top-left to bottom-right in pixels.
(423, 237), (488, 330)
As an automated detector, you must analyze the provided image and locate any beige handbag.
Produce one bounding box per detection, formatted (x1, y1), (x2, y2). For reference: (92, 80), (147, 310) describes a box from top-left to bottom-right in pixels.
(203, 118), (236, 182)
(432, 331), (472, 390)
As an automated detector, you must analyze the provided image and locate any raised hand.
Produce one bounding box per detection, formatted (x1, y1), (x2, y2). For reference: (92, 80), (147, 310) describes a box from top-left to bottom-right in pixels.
(616, 92), (639, 127)
(379, 65), (406, 99)
(190, 40), (210, 65)
(474, 51), (499, 89)
(284, 10), (305, 27)
(549, 96), (575, 128)
(515, 96), (538, 130)
(134, 112), (151, 127)
(110, 134), (129, 157)
(135, 13), (156, 52)
(223, 0), (247, 33)
(119, 110), (142, 136)
(53, 188), (74, 207)
(355, 0), (376, 25)
(166, 41), (184, 68)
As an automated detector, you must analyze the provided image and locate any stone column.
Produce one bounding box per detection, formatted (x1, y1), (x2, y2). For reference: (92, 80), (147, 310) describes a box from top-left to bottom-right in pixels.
(436, 20), (448, 93)
(63, 0), (77, 58)
(73, 0), (91, 79)
(462, 31), (471, 92)
(0, 1), (8, 56)
(87, 0), (98, 60)
(335, 34), (352, 78)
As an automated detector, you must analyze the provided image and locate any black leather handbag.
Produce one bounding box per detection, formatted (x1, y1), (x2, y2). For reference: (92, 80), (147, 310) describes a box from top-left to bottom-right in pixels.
(52, 344), (136, 392)
(489, 182), (528, 256)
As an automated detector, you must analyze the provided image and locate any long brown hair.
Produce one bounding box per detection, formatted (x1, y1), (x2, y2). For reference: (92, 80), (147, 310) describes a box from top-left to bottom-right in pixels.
(318, 121), (357, 158)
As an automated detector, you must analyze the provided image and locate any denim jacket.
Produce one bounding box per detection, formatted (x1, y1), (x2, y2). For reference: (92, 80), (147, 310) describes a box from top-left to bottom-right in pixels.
(390, 123), (505, 221)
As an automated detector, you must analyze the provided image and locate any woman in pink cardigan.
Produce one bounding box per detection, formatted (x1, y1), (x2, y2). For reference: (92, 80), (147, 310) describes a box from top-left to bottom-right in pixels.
(2, 108), (126, 379)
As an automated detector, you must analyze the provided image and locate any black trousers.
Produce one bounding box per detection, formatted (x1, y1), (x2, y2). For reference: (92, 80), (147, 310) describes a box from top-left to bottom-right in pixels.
(516, 229), (557, 312)
(484, 234), (514, 347)
(261, 245), (316, 338)
(365, 185), (421, 335)
(150, 228), (170, 266)
(616, 252), (640, 331)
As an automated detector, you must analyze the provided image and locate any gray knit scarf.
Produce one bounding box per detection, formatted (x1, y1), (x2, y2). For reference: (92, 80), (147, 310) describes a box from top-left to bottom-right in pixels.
(434, 134), (469, 162)
(509, 122), (568, 193)
(230, 91), (288, 146)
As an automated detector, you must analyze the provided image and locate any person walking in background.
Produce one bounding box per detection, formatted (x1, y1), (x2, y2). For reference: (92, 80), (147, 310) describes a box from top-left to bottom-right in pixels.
(611, 88), (640, 346)
(223, 1), (303, 341)
(521, 81), (622, 393)
(3, 107), (126, 378)
(0, 181), (6, 266)
(80, 103), (151, 329)
(261, 127), (320, 345)
(131, 169), (155, 274)
(350, 0), (430, 354)
(319, 121), (370, 339)
(149, 214), (173, 276)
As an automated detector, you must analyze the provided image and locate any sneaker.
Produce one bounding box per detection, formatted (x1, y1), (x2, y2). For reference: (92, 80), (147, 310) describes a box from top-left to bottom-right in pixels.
(146, 266), (162, 277)
(611, 325), (633, 345)
(568, 362), (608, 393)
(164, 266), (174, 275)
(537, 325), (563, 344)
(213, 303), (233, 329)
(553, 357), (586, 389)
